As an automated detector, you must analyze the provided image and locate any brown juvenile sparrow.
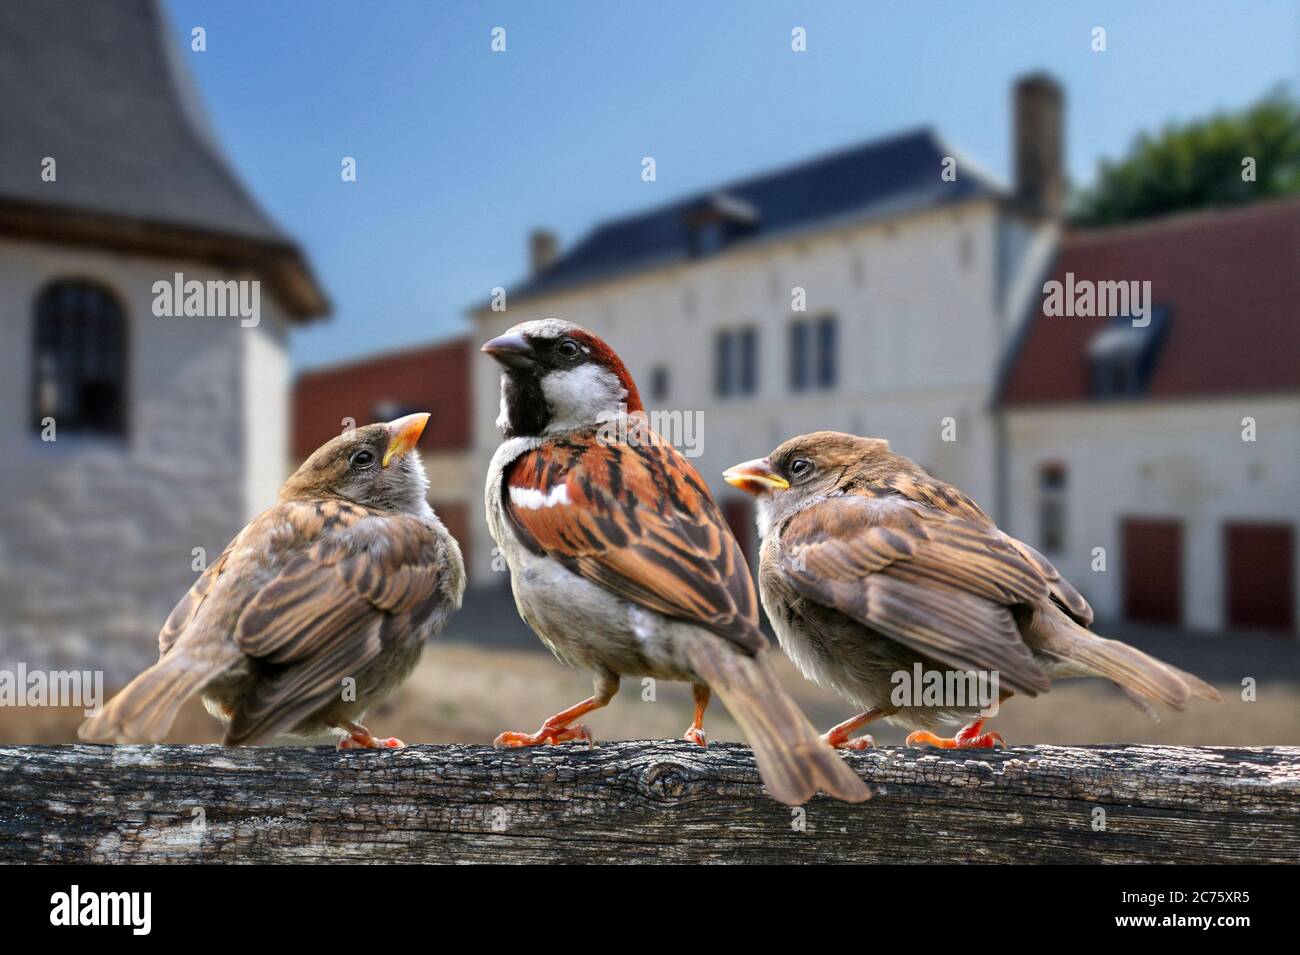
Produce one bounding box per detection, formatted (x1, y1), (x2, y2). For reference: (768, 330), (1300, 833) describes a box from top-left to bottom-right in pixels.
(80, 413), (466, 748)
(482, 320), (869, 805)
(725, 432), (1219, 750)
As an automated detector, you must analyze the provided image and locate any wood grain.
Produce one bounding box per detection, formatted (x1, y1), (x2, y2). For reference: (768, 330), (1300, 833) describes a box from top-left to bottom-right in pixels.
(1, 742), (1297, 863)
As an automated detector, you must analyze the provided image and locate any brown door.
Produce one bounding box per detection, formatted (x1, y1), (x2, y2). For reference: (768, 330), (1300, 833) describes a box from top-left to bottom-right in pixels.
(1224, 522), (1295, 632)
(1122, 518), (1182, 624)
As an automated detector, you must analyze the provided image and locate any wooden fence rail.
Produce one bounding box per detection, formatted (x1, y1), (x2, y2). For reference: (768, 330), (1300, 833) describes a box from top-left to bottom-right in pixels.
(1, 742), (1297, 863)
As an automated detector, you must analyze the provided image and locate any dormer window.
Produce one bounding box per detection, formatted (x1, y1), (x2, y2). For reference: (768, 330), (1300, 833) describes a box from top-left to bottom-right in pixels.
(685, 193), (759, 257)
(695, 221), (726, 256)
(1088, 306), (1171, 400)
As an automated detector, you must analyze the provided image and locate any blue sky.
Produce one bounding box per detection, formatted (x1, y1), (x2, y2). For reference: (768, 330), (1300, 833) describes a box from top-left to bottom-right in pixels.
(165, 0), (1299, 370)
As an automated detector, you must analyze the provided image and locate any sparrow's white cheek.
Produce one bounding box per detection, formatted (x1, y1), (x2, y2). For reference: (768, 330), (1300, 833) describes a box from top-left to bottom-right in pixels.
(540, 365), (625, 432)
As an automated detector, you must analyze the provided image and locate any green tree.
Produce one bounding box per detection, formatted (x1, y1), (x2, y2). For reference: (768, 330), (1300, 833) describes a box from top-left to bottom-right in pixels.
(1071, 89), (1300, 225)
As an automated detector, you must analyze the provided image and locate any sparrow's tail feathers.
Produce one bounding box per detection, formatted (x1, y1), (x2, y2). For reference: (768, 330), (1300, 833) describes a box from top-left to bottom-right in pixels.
(1160, 660), (1222, 703)
(1036, 613), (1221, 711)
(685, 637), (871, 806)
(78, 649), (225, 744)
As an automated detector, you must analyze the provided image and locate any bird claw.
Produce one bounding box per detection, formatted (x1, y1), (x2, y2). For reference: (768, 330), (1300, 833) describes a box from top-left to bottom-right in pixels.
(906, 719), (1005, 750)
(337, 732), (405, 750)
(494, 722), (594, 749)
(683, 726), (708, 747)
(820, 709), (884, 751)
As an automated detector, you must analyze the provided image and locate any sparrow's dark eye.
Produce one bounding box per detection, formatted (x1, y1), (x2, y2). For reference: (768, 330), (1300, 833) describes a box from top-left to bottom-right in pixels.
(789, 458), (813, 479)
(556, 338), (580, 359)
(350, 449), (376, 469)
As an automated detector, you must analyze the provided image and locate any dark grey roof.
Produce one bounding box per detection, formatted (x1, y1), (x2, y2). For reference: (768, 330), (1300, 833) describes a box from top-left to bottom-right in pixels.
(507, 128), (1005, 305)
(0, 0), (288, 243)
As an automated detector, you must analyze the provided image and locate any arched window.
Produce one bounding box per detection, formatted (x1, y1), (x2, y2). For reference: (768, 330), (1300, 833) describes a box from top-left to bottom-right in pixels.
(31, 280), (127, 436)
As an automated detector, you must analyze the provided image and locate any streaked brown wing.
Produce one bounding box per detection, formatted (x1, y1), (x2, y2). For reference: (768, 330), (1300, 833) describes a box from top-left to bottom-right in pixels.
(1004, 537), (1094, 626)
(880, 470), (1093, 625)
(780, 494), (1052, 694)
(158, 545), (234, 656)
(225, 505), (448, 743)
(505, 431), (764, 654)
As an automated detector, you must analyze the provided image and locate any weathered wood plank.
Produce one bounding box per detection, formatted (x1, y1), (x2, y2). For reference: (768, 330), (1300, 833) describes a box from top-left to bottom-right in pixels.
(1, 743), (1297, 863)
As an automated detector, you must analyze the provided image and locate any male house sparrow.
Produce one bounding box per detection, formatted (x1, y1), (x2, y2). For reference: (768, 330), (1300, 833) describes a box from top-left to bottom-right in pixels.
(725, 432), (1219, 749)
(80, 413), (466, 748)
(482, 321), (869, 805)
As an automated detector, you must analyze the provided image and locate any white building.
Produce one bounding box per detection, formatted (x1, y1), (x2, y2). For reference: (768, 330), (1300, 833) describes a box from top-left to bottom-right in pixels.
(0, 1), (329, 680)
(998, 199), (1300, 634)
(471, 75), (1064, 585)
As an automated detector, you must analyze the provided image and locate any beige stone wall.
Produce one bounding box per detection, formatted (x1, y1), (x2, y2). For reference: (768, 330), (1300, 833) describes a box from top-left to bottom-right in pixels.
(0, 238), (291, 681)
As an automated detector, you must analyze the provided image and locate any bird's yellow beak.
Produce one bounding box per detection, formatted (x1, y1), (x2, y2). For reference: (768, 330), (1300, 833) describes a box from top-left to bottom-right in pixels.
(723, 457), (789, 495)
(382, 412), (431, 468)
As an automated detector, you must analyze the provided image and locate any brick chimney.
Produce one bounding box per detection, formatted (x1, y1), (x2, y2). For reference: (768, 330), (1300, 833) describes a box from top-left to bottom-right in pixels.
(1013, 73), (1064, 218)
(529, 228), (558, 276)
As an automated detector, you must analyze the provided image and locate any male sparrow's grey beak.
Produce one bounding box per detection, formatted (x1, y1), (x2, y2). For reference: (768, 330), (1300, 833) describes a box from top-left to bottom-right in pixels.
(723, 457), (790, 495)
(481, 333), (538, 371)
(382, 412), (430, 468)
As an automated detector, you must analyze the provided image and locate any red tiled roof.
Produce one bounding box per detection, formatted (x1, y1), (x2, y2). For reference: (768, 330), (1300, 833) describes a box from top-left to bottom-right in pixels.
(999, 198), (1300, 405)
(292, 336), (472, 460)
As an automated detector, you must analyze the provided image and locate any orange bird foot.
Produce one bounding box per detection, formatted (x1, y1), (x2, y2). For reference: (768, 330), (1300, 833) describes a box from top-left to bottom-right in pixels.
(821, 708), (883, 751)
(906, 718), (1005, 750)
(337, 725), (405, 750)
(493, 722), (594, 748)
(682, 726), (708, 747)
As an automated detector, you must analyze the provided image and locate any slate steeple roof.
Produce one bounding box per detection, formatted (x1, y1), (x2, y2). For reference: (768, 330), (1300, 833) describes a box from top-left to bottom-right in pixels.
(0, 0), (328, 320)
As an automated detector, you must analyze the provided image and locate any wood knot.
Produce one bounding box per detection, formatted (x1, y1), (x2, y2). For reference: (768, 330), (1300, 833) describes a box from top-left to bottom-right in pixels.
(638, 760), (693, 800)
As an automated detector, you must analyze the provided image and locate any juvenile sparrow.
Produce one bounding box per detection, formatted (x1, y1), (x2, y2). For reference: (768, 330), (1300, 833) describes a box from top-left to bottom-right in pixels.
(80, 413), (466, 748)
(482, 321), (869, 805)
(725, 432), (1219, 750)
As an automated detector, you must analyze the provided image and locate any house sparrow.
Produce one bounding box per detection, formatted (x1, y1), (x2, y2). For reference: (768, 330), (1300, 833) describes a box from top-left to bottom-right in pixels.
(80, 413), (465, 748)
(482, 320), (869, 805)
(725, 432), (1219, 749)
